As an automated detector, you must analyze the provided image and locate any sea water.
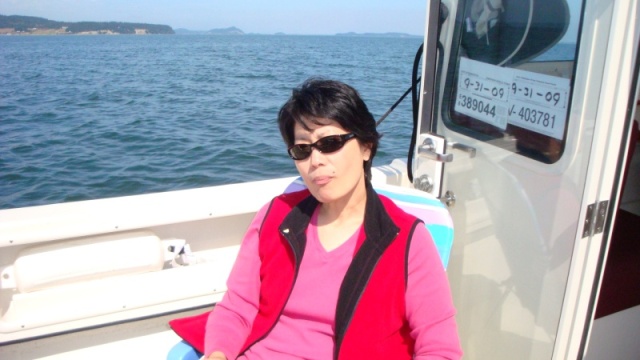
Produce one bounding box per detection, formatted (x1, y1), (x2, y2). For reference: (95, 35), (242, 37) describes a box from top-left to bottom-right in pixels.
(0, 35), (574, 209)
(0, 35), (423, 209)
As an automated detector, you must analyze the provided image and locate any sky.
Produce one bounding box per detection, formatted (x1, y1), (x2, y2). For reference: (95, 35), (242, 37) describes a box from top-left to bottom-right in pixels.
(0, 0), (428, 35)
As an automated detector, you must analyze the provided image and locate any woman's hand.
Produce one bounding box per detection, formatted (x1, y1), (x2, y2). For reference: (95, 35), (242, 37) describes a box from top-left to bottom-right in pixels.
(203, 351), (227, 360)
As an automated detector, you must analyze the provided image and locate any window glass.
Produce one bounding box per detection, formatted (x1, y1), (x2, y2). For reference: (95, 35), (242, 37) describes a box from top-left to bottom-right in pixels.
(442, 0), (583, 163)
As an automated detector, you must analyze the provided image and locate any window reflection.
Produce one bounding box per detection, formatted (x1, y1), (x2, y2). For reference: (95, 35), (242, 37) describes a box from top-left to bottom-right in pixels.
(443, 0), (583, 163)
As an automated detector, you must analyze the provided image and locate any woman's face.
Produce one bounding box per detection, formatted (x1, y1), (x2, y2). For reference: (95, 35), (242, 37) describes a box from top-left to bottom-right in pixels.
(292, 119), (371, 204)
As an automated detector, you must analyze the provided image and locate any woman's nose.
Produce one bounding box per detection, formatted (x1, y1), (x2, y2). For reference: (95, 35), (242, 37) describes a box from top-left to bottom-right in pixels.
(308, 147), (325, 166)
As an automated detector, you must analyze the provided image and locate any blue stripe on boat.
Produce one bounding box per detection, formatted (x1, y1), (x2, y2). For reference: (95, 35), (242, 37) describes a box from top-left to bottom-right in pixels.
(376, 189), (444, 208)
(425, 224), (454, 268)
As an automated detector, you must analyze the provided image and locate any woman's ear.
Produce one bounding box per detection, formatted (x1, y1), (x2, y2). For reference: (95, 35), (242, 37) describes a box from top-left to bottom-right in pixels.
(361, 143), (372, 162)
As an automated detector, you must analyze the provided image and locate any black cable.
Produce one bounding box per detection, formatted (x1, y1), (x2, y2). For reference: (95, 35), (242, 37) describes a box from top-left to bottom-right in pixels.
(407, 43), (424, 183)
(433, 4), (449, 133)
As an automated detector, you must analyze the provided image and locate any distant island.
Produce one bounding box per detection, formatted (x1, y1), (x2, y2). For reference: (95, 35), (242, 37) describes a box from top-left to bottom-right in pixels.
(174, 27), (245, 35)
(335, 32), (420, 38)
(0, 14), (420, 37)
(175, 28), (419, 37)
(0, 15), (174, 35)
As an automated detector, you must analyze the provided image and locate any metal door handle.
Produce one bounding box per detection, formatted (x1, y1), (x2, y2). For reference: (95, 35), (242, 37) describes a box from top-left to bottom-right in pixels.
(418, 138), (453, 162)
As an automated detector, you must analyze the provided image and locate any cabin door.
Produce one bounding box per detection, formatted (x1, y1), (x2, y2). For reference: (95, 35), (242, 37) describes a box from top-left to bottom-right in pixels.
(414, 0), (639, 359)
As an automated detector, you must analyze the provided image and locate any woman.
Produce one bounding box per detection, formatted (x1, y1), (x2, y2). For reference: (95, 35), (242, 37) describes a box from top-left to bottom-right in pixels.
(203, 78), (462, 359)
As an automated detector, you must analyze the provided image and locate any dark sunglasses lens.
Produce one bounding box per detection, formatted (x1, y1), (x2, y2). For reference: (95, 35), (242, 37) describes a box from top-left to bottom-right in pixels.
(288, 134), (352, 160)
(316, 135), (344, 152)
(289, 145), (312, 160)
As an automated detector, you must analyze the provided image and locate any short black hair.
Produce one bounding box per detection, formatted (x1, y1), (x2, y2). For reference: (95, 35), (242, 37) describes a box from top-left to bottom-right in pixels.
(277, 78), (380, 180)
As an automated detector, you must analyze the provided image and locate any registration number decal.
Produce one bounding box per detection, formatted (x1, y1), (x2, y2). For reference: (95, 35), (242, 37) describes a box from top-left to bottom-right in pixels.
(455, 57), (570, 140)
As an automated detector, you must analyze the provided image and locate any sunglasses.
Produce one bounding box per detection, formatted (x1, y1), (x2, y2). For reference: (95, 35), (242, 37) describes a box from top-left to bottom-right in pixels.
(288, 133), (356, 160)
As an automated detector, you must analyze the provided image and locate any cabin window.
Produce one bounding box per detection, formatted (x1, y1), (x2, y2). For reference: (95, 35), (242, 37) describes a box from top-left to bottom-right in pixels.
(442, 0), (583, 163)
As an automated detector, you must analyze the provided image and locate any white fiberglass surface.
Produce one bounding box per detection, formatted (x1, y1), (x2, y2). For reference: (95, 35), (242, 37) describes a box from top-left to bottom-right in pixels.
(0, 176), (299, 343)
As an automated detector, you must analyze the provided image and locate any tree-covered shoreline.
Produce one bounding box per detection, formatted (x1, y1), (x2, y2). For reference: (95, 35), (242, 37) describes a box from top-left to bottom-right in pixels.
(0, 15), (174, 35)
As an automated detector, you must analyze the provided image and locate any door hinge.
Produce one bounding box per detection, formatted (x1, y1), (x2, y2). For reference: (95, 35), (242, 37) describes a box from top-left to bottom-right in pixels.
(582, 200), (609, 238)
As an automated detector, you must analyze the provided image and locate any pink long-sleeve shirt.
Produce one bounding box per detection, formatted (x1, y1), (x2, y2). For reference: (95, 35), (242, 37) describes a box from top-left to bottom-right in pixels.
(205, 202), (462, 359)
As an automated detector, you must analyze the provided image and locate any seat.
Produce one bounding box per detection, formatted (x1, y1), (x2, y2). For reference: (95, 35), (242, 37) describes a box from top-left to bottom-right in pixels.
(167, 180), (454, 360)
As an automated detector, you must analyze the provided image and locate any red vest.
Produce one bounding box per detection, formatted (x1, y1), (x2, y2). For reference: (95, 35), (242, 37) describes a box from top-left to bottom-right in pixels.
(239, 183), (422, 359)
